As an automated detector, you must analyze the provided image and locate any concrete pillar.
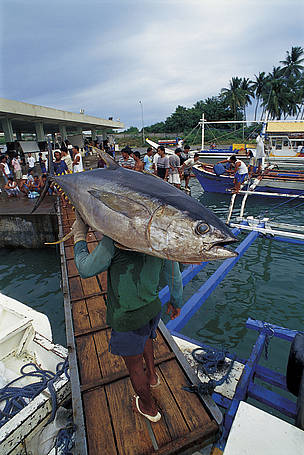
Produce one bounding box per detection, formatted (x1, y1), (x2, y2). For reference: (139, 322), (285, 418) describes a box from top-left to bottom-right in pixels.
(35, 122), (45, 142)
(59, 125), (67, 141)
(2, 117), (14, 142)
(91, 128), (97, 141)
(16, 131), (22, 141)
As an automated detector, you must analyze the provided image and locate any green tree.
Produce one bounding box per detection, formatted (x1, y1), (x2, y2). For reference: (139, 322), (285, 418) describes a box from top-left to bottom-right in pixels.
(280, 46), (304, 79)
(252, 72), (267, 120)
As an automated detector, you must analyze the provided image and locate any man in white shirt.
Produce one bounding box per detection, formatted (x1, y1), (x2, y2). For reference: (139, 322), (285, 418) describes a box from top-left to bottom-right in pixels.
(27, 153), (35, 172)
(181, 153), (200, 190)
(229, 155), (248, 193)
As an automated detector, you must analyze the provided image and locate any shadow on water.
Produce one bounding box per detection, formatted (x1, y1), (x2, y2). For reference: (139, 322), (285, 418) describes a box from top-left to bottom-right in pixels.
(0, 247), (66, 346)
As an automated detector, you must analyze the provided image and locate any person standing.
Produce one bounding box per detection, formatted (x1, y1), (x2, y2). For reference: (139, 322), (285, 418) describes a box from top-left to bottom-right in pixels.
(152, 146), (161, 174)
(61, 149), (73, 172)
(155, 146), (169, 180)
(168, 149), (182, 188)
(118, 146), (135, 169)
(229, 155), (248, 193)
(143, 147), (154, 173)
(181, 153), (200, 190)
(72, 146), (84, 173)
(0, 156), (11, 184)
(133, 151), (144, 172)
(72, 212), (182, 422)
(38, 152), (47, 174)
(255, 134), (265, 174)
(27, 153), (35, 173)
(11, 154), (22, 182)
(53, 151), (68, 175)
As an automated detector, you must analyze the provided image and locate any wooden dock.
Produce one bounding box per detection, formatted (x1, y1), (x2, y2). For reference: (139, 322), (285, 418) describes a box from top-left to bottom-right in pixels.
(59, 203), (220, 455)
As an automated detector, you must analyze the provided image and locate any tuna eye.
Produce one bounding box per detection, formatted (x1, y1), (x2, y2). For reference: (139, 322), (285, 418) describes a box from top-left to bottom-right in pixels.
(195, 223), (209, 235)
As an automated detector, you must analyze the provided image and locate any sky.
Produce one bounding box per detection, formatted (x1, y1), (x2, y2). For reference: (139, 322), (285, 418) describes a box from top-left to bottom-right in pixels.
(0, 0), (303, 130)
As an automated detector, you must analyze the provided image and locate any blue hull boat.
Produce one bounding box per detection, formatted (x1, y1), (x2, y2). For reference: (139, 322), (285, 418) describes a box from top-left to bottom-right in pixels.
(193, 163), (304, 196)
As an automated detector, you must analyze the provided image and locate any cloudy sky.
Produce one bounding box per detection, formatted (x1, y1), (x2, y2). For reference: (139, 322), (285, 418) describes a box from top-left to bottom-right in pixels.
(0, 0), (303, 129)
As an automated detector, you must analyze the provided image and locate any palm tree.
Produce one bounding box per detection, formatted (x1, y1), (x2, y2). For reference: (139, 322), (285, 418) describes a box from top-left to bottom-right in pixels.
(261, 67), (290, 119)
(280, 46), (304, 79)
(252, 72), (267, 120)
(221, 77), (245, 127)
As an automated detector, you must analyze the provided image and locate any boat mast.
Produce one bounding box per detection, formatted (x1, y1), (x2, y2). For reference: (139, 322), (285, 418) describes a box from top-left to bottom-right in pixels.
(200, 113), (205, 151)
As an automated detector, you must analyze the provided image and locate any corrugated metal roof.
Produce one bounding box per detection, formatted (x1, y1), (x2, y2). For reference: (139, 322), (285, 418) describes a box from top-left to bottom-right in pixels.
(267, 122), (304, 133)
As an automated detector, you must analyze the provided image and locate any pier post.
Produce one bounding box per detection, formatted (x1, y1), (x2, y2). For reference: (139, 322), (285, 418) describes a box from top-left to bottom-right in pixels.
(2, 117), (14, 142)
(35, 121), (45, 142)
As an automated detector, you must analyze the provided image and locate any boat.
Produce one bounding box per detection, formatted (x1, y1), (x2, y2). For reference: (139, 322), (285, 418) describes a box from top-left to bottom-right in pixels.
(193, 162), (304, 196)
(0, 292), (70, 455)
(172, 317), (304, 454)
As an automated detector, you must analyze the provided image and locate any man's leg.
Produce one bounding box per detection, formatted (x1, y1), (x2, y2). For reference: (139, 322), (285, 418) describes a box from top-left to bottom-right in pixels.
(143, 338), (158, 386)
(123, 352), (158, 416)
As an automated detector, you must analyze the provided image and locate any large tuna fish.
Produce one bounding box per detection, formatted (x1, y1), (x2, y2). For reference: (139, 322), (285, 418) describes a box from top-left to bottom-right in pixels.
(37, 150), (237, 263)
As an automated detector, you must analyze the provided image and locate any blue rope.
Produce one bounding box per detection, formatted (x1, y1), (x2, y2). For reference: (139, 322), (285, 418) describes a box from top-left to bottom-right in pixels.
(183, 347), (236, 395)
(0, 357), (69, 428)
(55, 424), (76, 455)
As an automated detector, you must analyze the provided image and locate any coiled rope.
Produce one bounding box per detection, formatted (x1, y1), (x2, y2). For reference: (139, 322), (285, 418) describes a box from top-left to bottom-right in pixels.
(0, 357), (69, 428)
(183, 347), (236, 395)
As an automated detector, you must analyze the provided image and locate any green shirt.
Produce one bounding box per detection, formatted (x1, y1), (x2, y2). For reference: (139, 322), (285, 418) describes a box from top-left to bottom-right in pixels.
(74, 237), (183, 331)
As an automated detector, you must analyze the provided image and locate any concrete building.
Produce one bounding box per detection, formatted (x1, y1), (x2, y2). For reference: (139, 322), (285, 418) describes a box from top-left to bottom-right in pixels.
(0, 97), (124, 148)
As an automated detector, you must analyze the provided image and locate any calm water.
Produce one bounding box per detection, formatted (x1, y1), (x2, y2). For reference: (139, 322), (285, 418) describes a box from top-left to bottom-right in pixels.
(0, 180), (303, 379)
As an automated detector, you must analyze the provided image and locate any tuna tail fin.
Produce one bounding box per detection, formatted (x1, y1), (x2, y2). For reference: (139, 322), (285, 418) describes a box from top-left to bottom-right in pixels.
(92, 146), (119, 170)
(31, 177), (51, 213)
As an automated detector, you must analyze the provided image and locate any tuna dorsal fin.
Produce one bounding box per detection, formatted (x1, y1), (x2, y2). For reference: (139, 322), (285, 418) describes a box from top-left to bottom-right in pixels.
(92, 146), (119, 170)
(88, 189), (150, 218)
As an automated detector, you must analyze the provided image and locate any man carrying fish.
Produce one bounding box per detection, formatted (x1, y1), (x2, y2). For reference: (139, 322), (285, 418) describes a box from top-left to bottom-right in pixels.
(72, 212), (183, 423)
(35, 148), (237, 423)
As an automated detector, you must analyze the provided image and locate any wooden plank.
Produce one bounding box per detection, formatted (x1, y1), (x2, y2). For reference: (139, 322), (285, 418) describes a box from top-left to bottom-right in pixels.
(153, 331), (172, 359)
(83, 388), (118, 455)
(159, 360), (213, 431)
(64, 245), (74, 259)
(98, 271), (108, 291)
(151, 367), (189, 441)
(69, 276), (84, 300)
(151, 424), (217, 455)
(86, 295), (107, 328)
(76, 335), (102, 385)
(80, 275), (101, 297)
(72, 299), (91, 334)
(106, 379), (154, 455)
(93, 329), (127, 378)
(80, 353), (176, 393)
(66, 258), (78, 277)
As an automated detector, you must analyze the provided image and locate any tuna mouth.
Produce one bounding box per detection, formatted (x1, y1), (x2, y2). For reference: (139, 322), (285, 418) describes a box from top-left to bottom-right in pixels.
(207, 238), (238, 258)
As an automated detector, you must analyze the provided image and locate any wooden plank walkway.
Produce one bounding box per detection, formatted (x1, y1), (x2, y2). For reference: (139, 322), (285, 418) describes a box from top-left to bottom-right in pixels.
(59, 203), (219, 455)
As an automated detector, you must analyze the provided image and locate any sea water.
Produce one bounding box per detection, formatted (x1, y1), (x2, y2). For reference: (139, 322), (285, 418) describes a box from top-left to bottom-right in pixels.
(0, 180), (303, 379)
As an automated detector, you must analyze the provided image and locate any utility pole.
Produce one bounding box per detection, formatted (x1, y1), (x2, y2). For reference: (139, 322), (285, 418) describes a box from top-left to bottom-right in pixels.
(139, 100), (145, 145)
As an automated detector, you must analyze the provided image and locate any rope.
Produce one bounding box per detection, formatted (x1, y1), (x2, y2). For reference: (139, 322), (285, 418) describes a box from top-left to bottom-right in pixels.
(55, 423), (76, 455)
(182, 347), (236, 395)
(259, 190), (304, 220)
(0, 357), (69, 428)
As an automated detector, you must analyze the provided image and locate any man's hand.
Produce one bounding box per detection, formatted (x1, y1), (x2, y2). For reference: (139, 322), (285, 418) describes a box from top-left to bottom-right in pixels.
(72, 211), (89, 244)
(166, 303), (181, 320)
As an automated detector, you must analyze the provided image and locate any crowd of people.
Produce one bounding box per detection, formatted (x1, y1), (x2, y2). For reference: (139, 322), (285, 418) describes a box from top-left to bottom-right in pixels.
(117, 144), (199, 190)
(0, 140), (200, 199)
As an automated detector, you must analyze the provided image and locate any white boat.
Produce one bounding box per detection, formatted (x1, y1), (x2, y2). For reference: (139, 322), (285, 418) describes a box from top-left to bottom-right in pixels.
(0, 292), (70, 455)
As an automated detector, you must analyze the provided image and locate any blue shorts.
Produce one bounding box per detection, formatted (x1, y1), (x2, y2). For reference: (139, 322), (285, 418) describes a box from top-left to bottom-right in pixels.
(109, 311), (161, 357)
(257, 158), (263, 165)
(235, 172), (248, 183)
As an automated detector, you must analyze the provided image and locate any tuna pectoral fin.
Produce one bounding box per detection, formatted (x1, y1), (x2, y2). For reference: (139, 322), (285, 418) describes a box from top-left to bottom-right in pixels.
(45, 230), (73, 245)
(114, 242), (133, 251)
(88, 189), (149, 218)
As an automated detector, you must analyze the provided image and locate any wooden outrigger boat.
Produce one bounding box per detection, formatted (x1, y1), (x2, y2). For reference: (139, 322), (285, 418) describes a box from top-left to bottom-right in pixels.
(193, 162), (304, 196)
